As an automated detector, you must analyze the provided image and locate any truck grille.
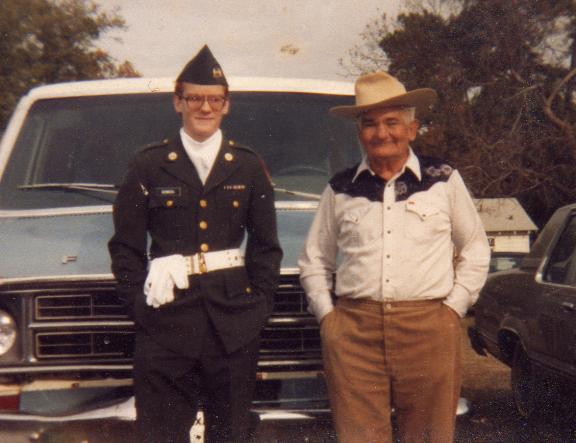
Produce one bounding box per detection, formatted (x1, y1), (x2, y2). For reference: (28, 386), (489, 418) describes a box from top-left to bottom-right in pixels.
(35, 331), (135, 359)
(261, 324), (320, 355)
(273, 275), (309, 315)
(35, 292), (127, 320)
(31, 275), (321, 366)
(261, 275), (321, 367)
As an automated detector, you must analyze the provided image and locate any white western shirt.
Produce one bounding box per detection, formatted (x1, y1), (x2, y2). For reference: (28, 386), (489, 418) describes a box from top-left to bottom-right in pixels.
(298, 149), (491, 322)
(180, 128), (222, 184)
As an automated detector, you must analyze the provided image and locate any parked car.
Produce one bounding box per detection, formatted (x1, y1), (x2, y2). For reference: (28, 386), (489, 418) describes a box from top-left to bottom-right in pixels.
(0, 77), (360, 421)
(469, 203), (576, 419)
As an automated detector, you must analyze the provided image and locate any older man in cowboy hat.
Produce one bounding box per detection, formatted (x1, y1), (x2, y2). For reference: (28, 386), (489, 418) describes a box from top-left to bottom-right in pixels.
(299, 72), (490, 443)
(109, 45), (282, 443)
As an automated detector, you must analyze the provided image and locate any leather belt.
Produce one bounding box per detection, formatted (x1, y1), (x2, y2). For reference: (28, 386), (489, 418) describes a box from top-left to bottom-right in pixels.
(185, 248), (244, 275)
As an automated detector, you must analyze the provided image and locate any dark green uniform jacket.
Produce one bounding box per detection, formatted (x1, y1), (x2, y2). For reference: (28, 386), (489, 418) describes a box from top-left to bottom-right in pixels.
(109, 135), (283, 355)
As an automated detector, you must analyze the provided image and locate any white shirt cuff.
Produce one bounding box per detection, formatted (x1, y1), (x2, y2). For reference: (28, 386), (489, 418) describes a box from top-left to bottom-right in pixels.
(306, 292), (334, 323)
(444, 284), (471, 317)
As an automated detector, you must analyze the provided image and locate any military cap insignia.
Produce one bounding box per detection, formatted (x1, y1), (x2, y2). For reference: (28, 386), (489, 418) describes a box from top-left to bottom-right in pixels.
(224, 153), (234, 161)
(213, 67), (223, 79)
(168, 152), (178, 161)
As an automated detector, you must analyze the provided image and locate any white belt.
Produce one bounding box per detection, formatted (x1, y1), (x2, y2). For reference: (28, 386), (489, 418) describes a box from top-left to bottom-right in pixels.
(185, 248), (244, 275)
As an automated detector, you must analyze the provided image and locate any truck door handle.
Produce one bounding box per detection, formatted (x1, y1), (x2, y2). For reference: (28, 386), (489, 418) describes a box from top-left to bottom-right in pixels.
(561, 302), (576, 312)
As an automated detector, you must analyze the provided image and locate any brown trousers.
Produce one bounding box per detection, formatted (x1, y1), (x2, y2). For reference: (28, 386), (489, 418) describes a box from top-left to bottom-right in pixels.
(321, 298), (462, 443)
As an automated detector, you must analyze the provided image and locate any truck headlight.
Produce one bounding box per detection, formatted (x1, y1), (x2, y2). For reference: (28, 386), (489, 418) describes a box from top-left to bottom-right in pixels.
(0, 311), (16, 355)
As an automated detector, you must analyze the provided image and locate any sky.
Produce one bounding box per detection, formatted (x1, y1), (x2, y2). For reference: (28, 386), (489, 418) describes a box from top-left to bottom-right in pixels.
(97, 0), (400, 81)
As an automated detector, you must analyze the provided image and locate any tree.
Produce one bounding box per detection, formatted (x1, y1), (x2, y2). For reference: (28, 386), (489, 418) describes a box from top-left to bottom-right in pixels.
(0, 0), (140, 129)
(342, 0), (576, 226)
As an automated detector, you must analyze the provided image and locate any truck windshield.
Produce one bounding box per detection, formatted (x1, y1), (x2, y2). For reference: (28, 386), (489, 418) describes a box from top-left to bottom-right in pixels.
(0, 91), (360, 210)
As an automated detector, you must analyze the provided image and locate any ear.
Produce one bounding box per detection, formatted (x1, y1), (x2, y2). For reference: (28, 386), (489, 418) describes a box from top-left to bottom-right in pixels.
(173, 94), (183, 114)
(408, 119), (420, 141)
(222, 99), (230, 116)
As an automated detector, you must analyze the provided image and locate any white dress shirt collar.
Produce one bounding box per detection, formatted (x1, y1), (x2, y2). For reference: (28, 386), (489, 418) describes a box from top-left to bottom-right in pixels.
(179, 129), (222, 184)
(352, 147), (422, 182)
(180, 128), (222, 151)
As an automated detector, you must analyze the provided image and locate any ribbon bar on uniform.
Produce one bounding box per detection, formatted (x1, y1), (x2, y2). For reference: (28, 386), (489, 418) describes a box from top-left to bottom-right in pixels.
(185, 248), (244, 275)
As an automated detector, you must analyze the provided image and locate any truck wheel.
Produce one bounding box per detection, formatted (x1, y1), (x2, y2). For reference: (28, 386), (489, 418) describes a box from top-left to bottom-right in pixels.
(511, 344), (558, 421)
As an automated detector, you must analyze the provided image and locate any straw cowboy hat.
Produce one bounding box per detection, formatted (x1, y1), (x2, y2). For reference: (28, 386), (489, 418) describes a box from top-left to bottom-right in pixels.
(330, 71), (437, 118)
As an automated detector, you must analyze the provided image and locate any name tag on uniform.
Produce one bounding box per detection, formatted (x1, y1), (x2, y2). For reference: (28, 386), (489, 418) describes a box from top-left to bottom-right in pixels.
(223, 184), (246, 191)
(154, 187), (182, 197)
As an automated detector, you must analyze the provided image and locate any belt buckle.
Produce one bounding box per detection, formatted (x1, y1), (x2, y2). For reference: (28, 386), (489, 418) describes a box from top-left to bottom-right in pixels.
(198, 252), (207, 274)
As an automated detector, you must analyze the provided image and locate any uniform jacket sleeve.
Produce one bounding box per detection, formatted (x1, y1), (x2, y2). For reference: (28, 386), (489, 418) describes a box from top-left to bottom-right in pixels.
(245, 159), (283, 316)
(108, 158), (149, 308)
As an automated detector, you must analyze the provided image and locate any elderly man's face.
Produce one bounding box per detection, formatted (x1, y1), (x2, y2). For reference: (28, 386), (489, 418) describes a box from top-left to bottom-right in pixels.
(358, 107), (418, 164)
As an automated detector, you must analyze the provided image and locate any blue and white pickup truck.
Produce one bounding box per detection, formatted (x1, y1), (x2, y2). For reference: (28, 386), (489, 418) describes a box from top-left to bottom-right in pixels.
(0, 77), (360, 428)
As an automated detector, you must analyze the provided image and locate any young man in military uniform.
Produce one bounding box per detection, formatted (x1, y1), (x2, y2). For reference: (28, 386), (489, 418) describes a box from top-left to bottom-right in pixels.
(109, 45), (282, 443)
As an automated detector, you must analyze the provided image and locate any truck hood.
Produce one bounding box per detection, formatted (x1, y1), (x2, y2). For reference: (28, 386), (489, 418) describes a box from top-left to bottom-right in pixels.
(0, 207), (316, 281)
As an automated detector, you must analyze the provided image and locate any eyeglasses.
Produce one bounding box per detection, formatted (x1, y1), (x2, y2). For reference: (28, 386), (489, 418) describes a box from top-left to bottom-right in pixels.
(178, 94), (228, 111)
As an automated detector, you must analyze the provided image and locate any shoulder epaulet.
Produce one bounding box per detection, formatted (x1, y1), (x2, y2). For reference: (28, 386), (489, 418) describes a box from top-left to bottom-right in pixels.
(227, 139), (256, 155)
(141, 138), (170, 152)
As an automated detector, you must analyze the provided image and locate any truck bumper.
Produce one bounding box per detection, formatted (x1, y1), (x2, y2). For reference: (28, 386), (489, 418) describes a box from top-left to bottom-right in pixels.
(0, 376), (331, 421)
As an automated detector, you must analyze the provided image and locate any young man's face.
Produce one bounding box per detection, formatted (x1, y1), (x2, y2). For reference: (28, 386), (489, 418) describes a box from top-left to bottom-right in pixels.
(358, 107), (419, 164)
(173, 83), (229, 142)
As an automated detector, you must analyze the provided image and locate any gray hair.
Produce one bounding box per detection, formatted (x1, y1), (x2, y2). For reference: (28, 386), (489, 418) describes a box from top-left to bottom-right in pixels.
(402, 107), (416, 123)
(356, 106), (416, 126)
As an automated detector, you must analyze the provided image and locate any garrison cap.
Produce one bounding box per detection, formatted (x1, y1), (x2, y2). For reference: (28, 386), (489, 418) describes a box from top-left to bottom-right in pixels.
(176, 45), (228, 86)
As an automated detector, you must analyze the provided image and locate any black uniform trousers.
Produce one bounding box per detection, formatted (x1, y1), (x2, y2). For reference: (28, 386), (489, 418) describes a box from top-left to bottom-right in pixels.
(133, 306), (260, 443)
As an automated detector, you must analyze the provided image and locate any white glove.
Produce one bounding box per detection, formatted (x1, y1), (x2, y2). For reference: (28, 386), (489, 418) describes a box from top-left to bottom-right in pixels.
(144, 255), (189, 308)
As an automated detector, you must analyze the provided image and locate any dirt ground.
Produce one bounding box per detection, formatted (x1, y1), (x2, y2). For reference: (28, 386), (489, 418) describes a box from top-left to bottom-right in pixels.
(2, 316), (576, 442)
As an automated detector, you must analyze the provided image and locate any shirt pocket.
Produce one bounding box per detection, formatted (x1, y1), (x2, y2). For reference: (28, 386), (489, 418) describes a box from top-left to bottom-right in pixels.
(224, 267), (253, 298)
(404, 199), (449, 241)
(147, 192), (191, 237)
(339, 205), (379, 247)
(214, 185), (250, 233)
